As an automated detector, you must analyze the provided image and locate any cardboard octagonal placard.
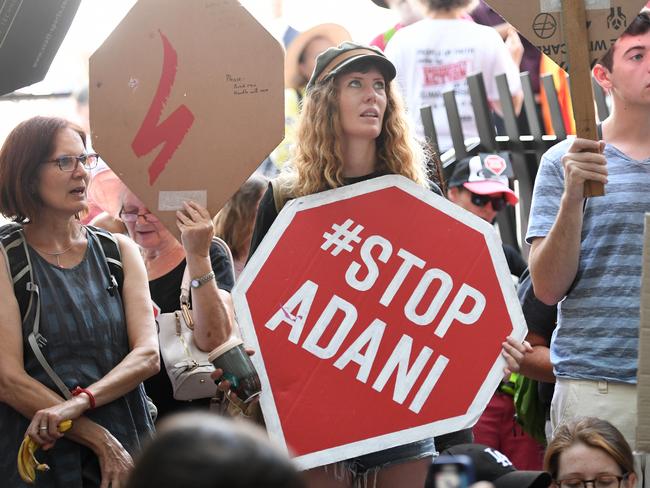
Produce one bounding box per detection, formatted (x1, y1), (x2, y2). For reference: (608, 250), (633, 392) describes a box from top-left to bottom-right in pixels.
(486, 0), (648, 69)
(234, 175), (527, 470)
(89, 0), (283, 238)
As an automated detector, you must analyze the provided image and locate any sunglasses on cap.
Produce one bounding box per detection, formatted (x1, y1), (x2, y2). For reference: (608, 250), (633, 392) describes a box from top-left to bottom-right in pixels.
(470, 192), (507, 212)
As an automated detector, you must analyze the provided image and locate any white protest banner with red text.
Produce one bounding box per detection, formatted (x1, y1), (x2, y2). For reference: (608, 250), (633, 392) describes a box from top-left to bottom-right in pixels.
(90, 0), (283, 240)
(234, 175), (527, 469)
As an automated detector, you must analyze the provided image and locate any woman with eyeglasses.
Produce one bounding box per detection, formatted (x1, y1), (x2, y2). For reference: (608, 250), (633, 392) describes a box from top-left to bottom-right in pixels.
(118, 187), (236, 420)
(0, 116), (159, 486)
(545, 417), (637, 488)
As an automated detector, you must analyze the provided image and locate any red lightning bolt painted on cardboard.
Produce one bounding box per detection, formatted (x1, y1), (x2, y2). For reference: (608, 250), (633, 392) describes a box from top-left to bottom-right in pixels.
(131, 31), (194, 185)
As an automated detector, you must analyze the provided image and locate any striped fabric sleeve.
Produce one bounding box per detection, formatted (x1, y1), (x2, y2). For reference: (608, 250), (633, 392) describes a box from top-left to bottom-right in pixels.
(526, 140), (570, 244)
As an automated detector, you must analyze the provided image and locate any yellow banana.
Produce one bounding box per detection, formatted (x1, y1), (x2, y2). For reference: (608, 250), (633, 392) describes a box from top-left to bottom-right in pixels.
(17, 436), (32, 483)
(18, 435), (37, 483)
(17, 420), (73, 484)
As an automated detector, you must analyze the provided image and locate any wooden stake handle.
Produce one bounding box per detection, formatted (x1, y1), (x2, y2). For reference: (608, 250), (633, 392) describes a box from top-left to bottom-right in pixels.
(562, 0), (605, 197)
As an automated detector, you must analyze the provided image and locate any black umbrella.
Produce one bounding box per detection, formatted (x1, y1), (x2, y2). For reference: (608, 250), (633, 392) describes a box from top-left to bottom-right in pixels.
(0, 0), (81, 96)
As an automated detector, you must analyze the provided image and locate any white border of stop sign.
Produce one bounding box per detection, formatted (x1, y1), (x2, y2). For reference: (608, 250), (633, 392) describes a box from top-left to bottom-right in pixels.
(234, 175), (527, 470)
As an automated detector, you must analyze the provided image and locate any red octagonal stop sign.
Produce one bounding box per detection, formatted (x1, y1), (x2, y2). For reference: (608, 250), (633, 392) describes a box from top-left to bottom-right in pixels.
(234, 175), (527, 469)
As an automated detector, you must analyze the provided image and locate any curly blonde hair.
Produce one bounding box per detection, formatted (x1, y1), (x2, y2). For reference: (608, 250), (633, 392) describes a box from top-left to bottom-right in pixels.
(277, 62), (429, 199)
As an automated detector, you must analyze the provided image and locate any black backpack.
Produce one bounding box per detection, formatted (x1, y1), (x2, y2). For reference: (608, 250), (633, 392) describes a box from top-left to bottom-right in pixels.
(0, 223), (124, 398)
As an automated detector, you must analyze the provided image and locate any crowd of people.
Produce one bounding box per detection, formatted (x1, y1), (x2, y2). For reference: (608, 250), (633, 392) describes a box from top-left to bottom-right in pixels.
(0, 0), (649, 486)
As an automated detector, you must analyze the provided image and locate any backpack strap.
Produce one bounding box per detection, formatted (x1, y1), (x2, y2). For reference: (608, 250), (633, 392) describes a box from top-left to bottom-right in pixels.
(26, 293), (73, 400)
(86, 225), (123, 296)
(0, 223), (72, 399)
(0, 224), (125, 400)
(0, 223), (33, 320)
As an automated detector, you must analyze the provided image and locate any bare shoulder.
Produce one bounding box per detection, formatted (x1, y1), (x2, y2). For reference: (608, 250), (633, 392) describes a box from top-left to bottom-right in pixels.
(114, 233), (139, 254)
(0, 243), (22, 322)
(113, 233), (146, 273)
(89, 212), (127, 235)
(0, 249), (12, 288)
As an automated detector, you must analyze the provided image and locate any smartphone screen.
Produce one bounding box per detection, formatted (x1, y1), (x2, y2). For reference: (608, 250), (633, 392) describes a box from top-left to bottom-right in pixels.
(433, 465), (472, 488)
(426, 455), (475, 488)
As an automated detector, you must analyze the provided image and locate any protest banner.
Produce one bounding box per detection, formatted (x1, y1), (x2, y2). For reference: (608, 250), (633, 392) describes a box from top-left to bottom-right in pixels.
(0, 0), (81, 96)
(486, 0), (647, 197)
(89, 0), (284, 239)
(234, 175), (527, 469)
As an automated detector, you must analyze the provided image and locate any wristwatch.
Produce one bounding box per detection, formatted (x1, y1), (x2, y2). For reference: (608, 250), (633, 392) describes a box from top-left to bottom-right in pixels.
(190, 270), (215, 289)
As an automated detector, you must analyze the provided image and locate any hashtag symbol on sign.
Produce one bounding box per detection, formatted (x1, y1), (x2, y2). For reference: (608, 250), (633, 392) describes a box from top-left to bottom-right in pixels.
(321, 219), (364, 256)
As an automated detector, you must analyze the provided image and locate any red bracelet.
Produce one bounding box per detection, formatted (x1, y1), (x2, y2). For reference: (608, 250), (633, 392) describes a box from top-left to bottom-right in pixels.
(72, 386), (96, 410)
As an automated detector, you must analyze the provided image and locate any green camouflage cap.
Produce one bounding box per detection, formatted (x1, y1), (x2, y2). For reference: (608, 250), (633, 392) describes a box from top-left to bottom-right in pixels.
(306, 41), (396, 91)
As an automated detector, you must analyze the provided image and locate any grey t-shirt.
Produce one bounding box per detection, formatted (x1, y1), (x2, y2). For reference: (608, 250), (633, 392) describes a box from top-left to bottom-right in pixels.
(526, 138), (650, 383)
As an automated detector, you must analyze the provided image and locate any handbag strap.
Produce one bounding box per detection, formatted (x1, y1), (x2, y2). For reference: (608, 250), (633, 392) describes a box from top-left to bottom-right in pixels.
(178, 266), (194, 329)
(179, 265), (191, 306)
(178, 237), (234, 328)
(16, 229), (73, 400)
(178, 237), (235, 305)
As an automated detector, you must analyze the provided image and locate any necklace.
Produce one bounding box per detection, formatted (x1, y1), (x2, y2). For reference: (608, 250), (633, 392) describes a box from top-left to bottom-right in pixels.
(30, 242), (74, 268)
(28, 227), (86, 268)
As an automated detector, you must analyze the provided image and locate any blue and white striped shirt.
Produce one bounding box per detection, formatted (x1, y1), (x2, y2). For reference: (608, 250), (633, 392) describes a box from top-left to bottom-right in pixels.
(526, 138), (650, 384)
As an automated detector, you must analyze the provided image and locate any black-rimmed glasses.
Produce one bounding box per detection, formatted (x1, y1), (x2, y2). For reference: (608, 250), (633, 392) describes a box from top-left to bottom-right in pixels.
(119, 208), (160, 223)
(469, 192), (507, 212)
(555, 473), (630, 488)
(46, 153), (99, 172)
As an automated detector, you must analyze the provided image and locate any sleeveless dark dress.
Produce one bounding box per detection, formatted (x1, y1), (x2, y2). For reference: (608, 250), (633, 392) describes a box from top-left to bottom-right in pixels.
(0, 230), (154, 487)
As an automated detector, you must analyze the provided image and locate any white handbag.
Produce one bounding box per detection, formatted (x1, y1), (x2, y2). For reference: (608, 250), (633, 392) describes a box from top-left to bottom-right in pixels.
(157, 237), (235, 401)
(157, 267), (218, 400)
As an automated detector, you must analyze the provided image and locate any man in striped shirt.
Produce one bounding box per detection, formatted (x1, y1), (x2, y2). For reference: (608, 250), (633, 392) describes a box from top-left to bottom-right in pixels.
(526, 12), (650, 454)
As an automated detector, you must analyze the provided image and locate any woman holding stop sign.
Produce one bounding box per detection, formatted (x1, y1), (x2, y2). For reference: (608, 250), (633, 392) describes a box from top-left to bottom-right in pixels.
(248, 41), (530, 488)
